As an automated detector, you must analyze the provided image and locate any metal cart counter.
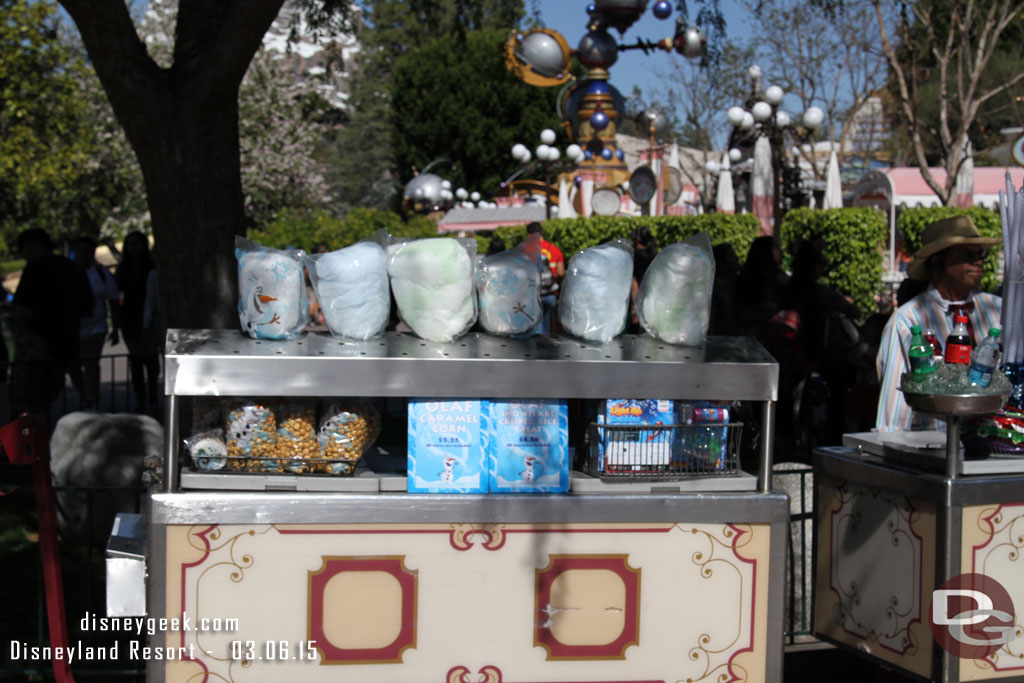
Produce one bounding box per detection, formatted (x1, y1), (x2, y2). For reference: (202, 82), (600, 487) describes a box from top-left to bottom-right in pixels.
(813, 435), (1024, 683)
(149, 329), (787, 683)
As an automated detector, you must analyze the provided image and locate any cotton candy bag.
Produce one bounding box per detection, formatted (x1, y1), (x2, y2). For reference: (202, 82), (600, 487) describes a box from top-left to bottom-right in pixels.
(387, 237), (477, 343)
(304, 234), (390, 340)
(636, 232), (716, 346)
(476, 233), (543, 337)
(235, 237), (309, 340)
(557, 239), (633, 343)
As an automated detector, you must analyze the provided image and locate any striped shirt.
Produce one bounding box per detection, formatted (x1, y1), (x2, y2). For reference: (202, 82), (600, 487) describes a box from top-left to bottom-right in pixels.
(875, 285), (1002, 431)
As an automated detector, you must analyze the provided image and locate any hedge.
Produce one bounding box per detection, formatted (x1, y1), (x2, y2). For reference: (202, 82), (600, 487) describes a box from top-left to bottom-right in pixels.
(492, 213), (761, 264)
(780, 207), (888, 317)
(249, 208), (438, 252)
(251, 209), (762, 270)
(896, 206), (1002, 293)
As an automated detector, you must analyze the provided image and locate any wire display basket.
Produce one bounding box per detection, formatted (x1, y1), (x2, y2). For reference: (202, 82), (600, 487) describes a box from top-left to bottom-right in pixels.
(585, 421), (742, 480)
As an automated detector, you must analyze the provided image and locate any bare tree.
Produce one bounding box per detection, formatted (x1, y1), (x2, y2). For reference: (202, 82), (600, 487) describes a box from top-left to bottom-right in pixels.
(742, 0), (891, 180)
(659, 42), (755, 209)
(870, 0), (1024, 204)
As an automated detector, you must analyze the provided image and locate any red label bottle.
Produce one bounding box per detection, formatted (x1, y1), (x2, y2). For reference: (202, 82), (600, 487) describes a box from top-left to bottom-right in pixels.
(945, 314), (972, 365)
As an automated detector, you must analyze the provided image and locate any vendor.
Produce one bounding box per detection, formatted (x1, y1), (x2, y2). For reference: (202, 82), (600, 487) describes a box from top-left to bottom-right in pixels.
(876, 216), (1002, 431)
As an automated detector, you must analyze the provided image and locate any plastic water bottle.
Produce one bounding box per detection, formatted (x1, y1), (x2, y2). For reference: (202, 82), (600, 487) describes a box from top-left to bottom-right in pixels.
(968, 327), (1001, 387)
(908, 325), (937, 379)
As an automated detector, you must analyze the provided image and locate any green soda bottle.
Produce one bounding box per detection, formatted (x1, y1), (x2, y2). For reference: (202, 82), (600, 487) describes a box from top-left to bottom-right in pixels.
(908, 325), (937, 379)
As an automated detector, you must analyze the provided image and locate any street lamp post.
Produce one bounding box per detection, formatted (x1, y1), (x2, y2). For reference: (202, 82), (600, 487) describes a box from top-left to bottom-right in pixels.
(511, 129), (585, 220)
(725, 67), (824, 247)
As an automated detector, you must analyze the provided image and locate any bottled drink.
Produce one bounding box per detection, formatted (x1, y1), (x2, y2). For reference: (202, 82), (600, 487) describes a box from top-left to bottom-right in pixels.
(922, 329), (943, 362)
(968, 327), (1001, 387)
(908, 325), (937, 379)
(945, 315), (972, 365)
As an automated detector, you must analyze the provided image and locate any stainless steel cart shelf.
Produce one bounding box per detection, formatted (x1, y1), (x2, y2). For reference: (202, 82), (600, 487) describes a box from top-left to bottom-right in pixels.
(164, 329), (779, 400)
(162, 329), (780, 495)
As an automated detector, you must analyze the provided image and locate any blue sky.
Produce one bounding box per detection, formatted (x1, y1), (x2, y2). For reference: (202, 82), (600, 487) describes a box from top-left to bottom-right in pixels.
(538, 1), (752, 101)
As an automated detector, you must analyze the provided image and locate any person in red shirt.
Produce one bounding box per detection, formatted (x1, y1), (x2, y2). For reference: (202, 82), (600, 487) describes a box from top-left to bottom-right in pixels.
(526, 222), (564, 333)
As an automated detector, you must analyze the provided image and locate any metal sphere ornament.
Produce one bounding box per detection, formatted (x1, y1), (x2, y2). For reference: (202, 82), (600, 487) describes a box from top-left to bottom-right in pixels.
(600, 148), (614, 160)
(594, 0), (648, 34)
(590, 108), (611, 131)
(653, 0), (672, 19)
(540, 129), (557, 145)
(587, 3), (597, 14)
(616, 149), (625, 160)
(584, 150), (594, 161)
(515, 31), (570, 79)
(403, 173), (445, 208)
(575, 175), (583, 185)
(675, 25), (707, 59)
(577, 30), (619, 69)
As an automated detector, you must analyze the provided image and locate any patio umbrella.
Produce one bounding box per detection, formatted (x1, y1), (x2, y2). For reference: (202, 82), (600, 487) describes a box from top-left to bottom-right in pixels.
(558, 177), (578, 219)
(822, 150), (843, 209)
(751, 135), (774, 235)
(716, 155), (735, 214)
(955, 139), (974, 208)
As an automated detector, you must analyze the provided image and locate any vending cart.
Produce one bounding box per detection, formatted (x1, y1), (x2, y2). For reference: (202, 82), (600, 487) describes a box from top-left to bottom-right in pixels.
(146, 329), (787, 683)
(813, 392), (1024, 683)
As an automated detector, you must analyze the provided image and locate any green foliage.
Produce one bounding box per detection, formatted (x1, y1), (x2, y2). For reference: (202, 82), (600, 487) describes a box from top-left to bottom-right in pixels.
(780, 207), (888, 316)
(250, 208), (440, 253)
(0, 0), (94, 250)
(897, 206), (1002, 293)
(490, 213), (759, 263)
(333, 0), (527, 211)
(390, 28), (561, 201)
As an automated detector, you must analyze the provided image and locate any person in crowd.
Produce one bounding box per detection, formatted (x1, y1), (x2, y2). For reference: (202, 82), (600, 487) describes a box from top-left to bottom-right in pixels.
(782, 239), (861, 445)
(735, 235), (788, 341)
(69, 236), (120, 410)
(485, 235), (506, 256)
(709, 242), (740, 336)
(876, 216), (1001, 431)
(626, 225), (659, 333)
(526, 222), (564, 334)
(10, 228), (93, 417)
(116, 231), (161, 410)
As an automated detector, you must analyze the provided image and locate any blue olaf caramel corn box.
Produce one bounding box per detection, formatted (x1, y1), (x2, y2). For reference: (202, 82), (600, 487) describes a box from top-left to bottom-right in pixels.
(596, 399), (675, 471)
(485, 399), (569, 493)
(407, 399), (486, 493)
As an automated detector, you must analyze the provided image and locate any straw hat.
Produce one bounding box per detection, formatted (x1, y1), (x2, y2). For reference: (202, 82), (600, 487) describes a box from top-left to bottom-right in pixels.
(907, 215), (1001, 280)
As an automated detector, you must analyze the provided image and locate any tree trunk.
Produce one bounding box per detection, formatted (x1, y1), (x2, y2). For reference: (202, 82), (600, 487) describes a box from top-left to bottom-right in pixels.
(136, 92), (246, 329)
(59, 0), (283, 329)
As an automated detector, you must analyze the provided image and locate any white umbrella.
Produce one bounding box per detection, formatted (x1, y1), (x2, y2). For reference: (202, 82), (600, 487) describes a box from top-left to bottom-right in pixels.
(557, 177), (577, 219)
(955, 138), (974, 208)
(716, 155), (735, 214)
(823, 150), (843, 209)
(751, 135), (774, 235)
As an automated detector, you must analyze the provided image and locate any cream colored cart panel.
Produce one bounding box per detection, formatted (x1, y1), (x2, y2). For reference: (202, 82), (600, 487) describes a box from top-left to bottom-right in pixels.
(159, 521), (772, 683)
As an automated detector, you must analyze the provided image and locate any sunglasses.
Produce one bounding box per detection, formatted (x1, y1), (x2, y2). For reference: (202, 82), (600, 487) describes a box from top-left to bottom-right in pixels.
(948, 247), (989, 264)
